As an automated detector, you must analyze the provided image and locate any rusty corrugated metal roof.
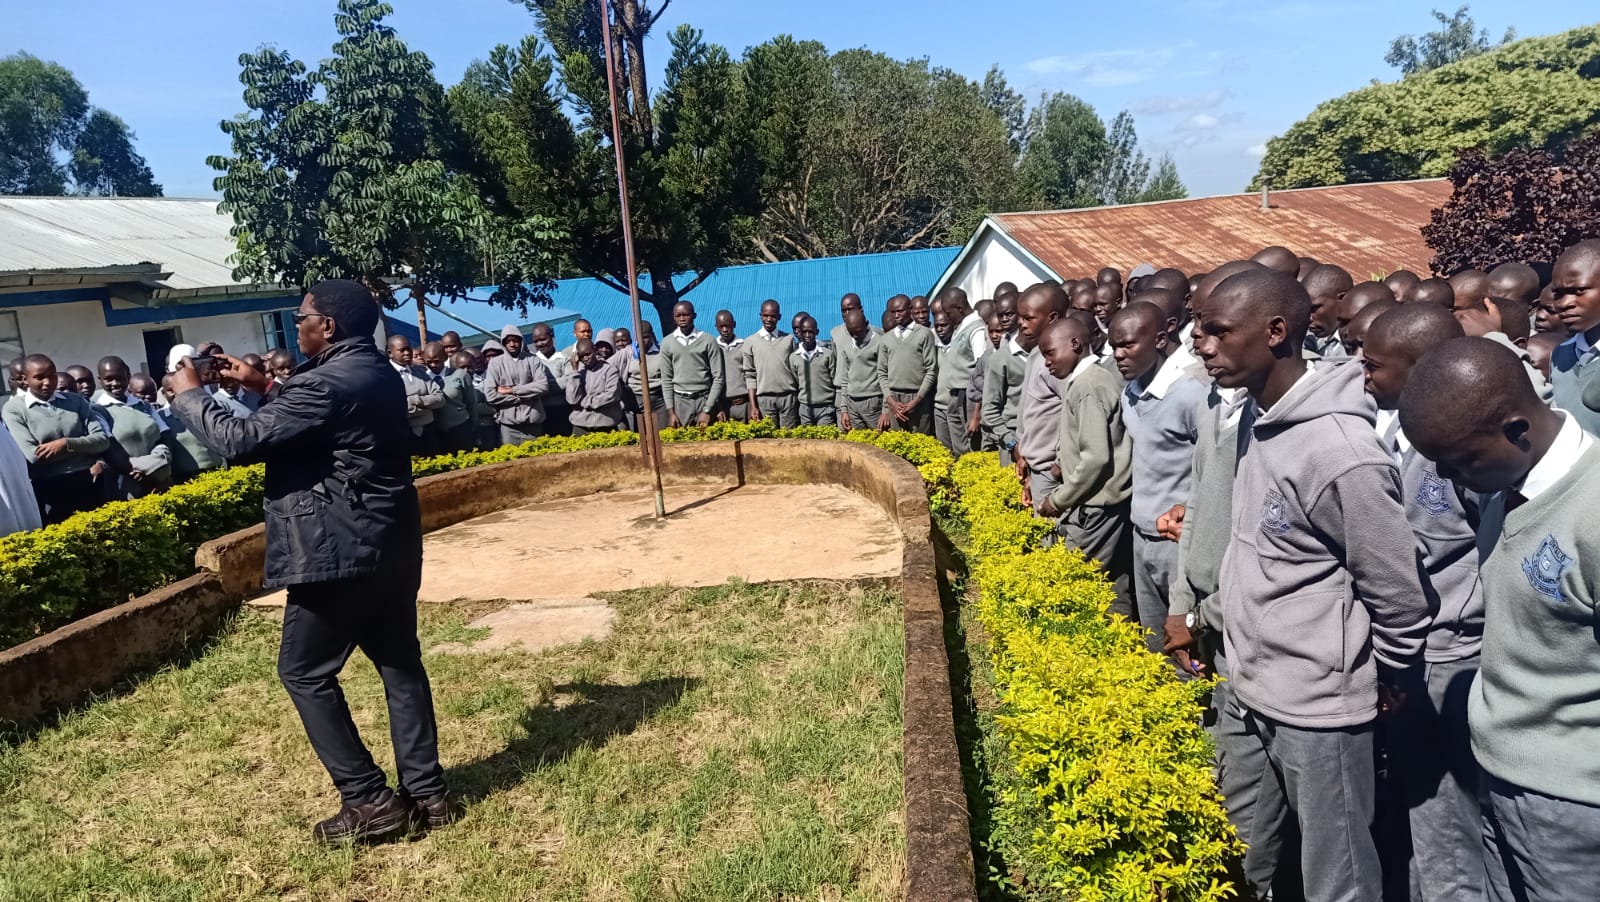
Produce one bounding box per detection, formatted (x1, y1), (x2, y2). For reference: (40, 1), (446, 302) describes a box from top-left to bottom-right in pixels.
(993, 179), (1452, 279)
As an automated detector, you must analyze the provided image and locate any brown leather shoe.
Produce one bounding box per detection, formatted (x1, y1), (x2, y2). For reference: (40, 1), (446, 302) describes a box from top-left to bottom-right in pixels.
(312, 789), (412, 844)
(409, 791), (463, 831)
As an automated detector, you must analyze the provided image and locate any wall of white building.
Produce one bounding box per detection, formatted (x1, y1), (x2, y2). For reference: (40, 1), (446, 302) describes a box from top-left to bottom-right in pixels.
(936, 227), (1057, 301)
(0, 298), (295, 377)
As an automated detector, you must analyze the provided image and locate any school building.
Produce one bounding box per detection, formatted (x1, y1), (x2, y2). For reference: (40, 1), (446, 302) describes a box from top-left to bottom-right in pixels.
(932, 178), (1454, 300)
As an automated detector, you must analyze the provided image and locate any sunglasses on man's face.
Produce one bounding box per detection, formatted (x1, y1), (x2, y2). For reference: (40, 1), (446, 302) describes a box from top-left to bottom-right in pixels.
(292, 312), (330, 326)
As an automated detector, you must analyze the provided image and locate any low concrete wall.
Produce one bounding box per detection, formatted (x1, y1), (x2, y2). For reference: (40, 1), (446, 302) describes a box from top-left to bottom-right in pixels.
(0, 441), (976, 900)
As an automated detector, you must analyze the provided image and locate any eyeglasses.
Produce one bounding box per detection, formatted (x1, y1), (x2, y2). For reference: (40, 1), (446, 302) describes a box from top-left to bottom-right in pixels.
(291, 312), (330, 326)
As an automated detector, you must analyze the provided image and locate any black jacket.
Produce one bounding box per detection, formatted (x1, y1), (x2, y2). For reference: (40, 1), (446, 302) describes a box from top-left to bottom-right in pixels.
(171, 338), (421, 587)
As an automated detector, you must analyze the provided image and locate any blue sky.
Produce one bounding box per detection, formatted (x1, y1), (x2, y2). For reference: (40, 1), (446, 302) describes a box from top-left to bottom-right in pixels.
(5, 0), (1595, 200)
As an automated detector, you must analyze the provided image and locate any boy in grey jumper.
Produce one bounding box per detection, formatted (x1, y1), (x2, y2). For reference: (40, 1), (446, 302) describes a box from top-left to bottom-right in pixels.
(564, 339), (625, 434)
(1110, 301), (1207, 652)
(483, 325), (554, 446)
(2, 354), (109, 523)
(1362, 305), (1487, 901)
(530, 323), (572, 437)
(981, 328), (1032, 465)
(93, 356), (171, 498)
(788, 316), (838, 426)
(1013, 283), (1068, 512)
(438, 351), (480, 452)
(387, 334), (445, 455)
(837, 309), (883, 431)
(936, 288), (988, 454)
(828, 293), (879, 362)
(1199, 269), (1430, 902)
(1036, 317), (1133, 617)
(1546, 239), (1600, 435)
(876, 294), (937, 433)
(659, 302), (723, 428)
(713, 310), (751, 423)
(742, 299), (799, 428)
(1402, 337), (1600, 902)
(967, 314), (1004, 450)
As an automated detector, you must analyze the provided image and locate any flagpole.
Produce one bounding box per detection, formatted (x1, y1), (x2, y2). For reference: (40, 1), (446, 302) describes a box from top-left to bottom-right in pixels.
(600, 0), (666, 519)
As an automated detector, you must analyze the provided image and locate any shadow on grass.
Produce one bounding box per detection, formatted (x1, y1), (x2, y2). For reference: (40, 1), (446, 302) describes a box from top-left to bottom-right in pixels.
(447, 677), (699, 804)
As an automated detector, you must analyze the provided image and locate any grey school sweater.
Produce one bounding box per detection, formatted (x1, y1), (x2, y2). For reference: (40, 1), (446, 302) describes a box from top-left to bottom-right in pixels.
(660, 330), (724, 398)
(788, 345), (839, 408)
(938, 312), (986, 401)
(564, 359), (626, 428)
(1549, 332), (1600, 435)
(483, 352), (553, 427)
(717, 338), (749, 400)
(1046, 359), (1131, 511)
(93, 393), (170, 479)
(981, 339), (1030, 448)
(1220, 361), (1430, 729)
(838, 331), (883, 400)
(438, 369), (477, 432)
(1015, 350), (1063, 476)
(831, 322), (881, 377)
(1470, 433), (1600, 804)
(1169, 386), (1246, 625)
(2, 391), (109, 477)
(877, 323), (937, 397)
(742, 329), (798, 395)
(1120, 352), (1207, 534)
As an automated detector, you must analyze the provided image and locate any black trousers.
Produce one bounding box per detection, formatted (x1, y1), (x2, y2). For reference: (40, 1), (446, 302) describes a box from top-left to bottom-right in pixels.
(278, 555), (446, 805)
(33, 469), (100, 525)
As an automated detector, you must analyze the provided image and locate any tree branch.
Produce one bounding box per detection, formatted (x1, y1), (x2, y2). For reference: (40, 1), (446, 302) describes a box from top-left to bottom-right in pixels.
(645, 0), (673, 30)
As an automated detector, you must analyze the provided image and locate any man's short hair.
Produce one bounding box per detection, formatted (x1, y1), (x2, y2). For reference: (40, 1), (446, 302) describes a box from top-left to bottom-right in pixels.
(307, 280), (380, 340)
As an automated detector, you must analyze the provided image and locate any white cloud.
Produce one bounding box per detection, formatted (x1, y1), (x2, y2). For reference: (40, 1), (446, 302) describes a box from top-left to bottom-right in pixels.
(1247, 143), (1269, 158)
(1185, 113), (1221, 130)
(1024, 49), (1175, 88)
(1131, 90), (1229, 116)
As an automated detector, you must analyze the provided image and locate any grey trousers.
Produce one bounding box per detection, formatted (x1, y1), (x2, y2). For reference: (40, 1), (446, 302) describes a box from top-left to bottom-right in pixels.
(716, 395), (750, 423)
(885, 390), (933, 434)
(797, 403), (836, 426)
(1131, 530), (1178, 653)
(1392, 657), (1485, 902)
(1484, 776), (1600, 902)
(937, 390), (977, 454)
(1234, 709), (1383, 902)
(499, 422), (543, 446)
(670, 391), (713, 426)
(934, 401), (952, 449)
(755, 393), (799, 428)
(845, 395), (882, 431)
(625, 393), (667, 434)
(1060, 501), (1134, 622)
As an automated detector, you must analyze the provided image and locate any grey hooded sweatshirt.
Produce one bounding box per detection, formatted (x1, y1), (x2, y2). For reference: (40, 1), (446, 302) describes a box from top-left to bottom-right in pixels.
(1220, 360), (1431, 728)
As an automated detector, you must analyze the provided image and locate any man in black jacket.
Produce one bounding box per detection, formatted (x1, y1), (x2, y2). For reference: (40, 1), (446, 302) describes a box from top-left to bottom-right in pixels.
(169, 280), (453, 843)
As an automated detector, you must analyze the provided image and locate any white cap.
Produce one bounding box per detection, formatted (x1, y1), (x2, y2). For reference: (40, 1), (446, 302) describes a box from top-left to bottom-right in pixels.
(166, 344), (196, 374)
(1129, 263), (1158, 278)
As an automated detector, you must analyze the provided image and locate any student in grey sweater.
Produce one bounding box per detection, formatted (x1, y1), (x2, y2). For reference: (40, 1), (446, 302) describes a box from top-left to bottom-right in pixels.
(1013, 284), (1068, 511)
(92, 356), (172, 498)
(483, 325), (554, 446)
(935, 288), (988, 454)
(564, 339), (625, 434)
(437, 351), (481, 452)
(530, 324), (572, 437)
(876, 294), (937, 433)
(659, 302), (724, 428)
(1402, 337), (1600, 902)
(1110, 302), (1206, 652)
(742, 299), (799, 428)
(713, 310), (751, 423)
(1361, 305), (1487, 901)
(1035, 317), (1134, 617)
(3, 354), (109, 523)
(1200, 269), (1430, 902)
(837, 309), (883, 431)
(788, 316), (838, 426)
(967, 315), (1003, 450)
(387, 334), (445, 455)
(828, 293), (879, 369)
(624, 322), (668, 435)
(1545, 240), (1600, 434)
(981, 331), (1032, 465)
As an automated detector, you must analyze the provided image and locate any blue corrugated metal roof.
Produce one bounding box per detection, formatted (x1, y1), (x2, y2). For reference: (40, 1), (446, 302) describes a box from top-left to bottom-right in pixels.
(560, 246), (959, 337)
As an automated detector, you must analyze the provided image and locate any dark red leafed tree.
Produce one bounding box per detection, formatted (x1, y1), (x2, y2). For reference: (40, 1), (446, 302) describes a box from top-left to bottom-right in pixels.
(1423, 131), (1600, 275)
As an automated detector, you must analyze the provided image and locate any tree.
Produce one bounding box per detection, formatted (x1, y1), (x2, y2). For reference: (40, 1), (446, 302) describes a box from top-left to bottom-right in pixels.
(0, 52), (161, 196)
(1020, 92), (1107, 208)
(1253, 24), (1600, 190)
(1386, 5), (1515, 77)
(209, 0), (560, 328)
(454, 0), (760, 330)
(980, 65), (1028, 155)
(1138, 154), (1188, 203)
(1422, 130), (1600, 274)
(1095, 111), (1150, 205)
(739, 40), (1024, 261)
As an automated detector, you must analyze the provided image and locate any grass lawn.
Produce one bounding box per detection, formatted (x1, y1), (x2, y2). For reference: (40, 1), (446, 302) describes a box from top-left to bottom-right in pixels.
(0, 581), (905, 901)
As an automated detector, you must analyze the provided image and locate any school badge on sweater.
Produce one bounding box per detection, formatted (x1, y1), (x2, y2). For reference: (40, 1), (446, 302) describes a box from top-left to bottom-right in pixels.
(1415, 470), (1452, 516)
(1523, 534), (1573, 604)
(1260, 490), (1291, 536)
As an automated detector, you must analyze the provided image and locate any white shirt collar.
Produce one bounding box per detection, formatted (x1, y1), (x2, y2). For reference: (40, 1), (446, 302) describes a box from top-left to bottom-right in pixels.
(390, 360), (409, 374)
(23, 391), (59, 407)
(674, 328), (703, 345)
(1007, 335), (1028, 356)
(717, 335), (744, 349)
(895, 322), (919, 337)
(1064, 353), (1097, 384)
(757, 327), (785, 341)
(93, 389), (127, 407)
(1137, 350), (1187, 400)
(1519, 410), (1593, 502)
(797, 343), (825, 360)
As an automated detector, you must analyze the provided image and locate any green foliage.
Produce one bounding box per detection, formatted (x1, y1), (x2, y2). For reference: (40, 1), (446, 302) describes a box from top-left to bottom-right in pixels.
(1018, 94), (1179, 208)
(1139, 153), (1188, 203)
(0, 52), (160, 196)
(1386, 5), (1515, 77)
(208, 0), (561, 312)
(1253, 24), (1600, 190)
(951, 455), (1240, 900)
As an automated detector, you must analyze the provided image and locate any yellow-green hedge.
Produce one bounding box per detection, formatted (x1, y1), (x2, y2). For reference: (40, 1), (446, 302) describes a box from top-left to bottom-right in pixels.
(952, 453), (1241, 901)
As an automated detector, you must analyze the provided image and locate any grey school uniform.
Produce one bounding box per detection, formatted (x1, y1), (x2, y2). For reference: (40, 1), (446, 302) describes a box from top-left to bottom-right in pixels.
(876, 322), (937, 433)
(1016, 349), (1064, 510)
(93, 392), (172, 497)
(162, 404), (224, 477)
(715, 337), (751, 422)
(742, 329), (799, 428)
(970, 344), (997, 450)
(1470, 419), (1600, 902)
(624, 345), (668, 434)
(981, 337), (1030, 464)
(1120, 351), (1207, 650)
(565, 358), (625, 433)
(1550, 330), (1600, 435)
(534, 349), (573, 436)
(483, 351), (554, 445)
(1376, 411), (1487, 902)
(395, 362), (445, 452)
(788, 344), (838, 426)
(935, 312), (987, 454)
(837, 329), (884, 430)
(1044, 357), (1133, 617)
(437, 368), (479, 451)
(2, 390), (110, 522)
(659, 329), (724, 426)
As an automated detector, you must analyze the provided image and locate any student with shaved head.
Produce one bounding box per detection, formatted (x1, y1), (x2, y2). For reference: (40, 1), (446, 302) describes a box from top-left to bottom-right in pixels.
(2, 353), (108, 523)
(1487, 262), (1541, 304)
(659, 301), (723, 429)
(1384, 269), (1422, 304)
(1361, 305), (1488, 901)
(1340, 297), (1397, 359)
(1336, 282), (1396, 356)
(1402, 337), (1600, 902)
(1451, 296), (1552, 402)
(1251, 245), (1300, 275)
(1411, 278), (1455, 309)
(1449, 269), (1492, 311)
(744, 299), (799, 428)
(933, 287), (988, 453)
(1547, 239), (1600, 435)
(1013, 283), (1070, 514)
(1303, 263), (1354, 359)
(1196, 268), (1429, 902)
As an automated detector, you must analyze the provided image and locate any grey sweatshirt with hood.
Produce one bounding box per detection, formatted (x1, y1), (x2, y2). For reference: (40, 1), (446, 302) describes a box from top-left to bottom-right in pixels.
(1220, 360), (1431, 728)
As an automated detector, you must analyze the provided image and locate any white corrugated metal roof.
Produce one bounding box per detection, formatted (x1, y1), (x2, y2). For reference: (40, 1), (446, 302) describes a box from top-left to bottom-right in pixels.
(0, 197), (248, 291)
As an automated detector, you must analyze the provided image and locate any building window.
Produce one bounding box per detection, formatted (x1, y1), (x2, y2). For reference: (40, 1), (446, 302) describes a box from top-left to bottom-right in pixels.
(0, 311), (22, 362)
(260, 309), (303, 361)
(142, 327), (184, 378)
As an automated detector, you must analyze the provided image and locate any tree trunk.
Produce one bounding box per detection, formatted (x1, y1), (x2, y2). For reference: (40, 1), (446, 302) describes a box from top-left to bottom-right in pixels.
(645, 266), (678, 334)
(617, 0), (653, 143)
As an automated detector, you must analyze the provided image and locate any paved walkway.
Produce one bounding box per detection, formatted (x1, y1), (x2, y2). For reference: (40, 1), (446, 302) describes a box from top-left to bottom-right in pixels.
(251, 484), (902, 653)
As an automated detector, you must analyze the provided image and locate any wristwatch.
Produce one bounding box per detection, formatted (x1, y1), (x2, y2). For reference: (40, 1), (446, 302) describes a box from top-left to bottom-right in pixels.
(1185, 610), (1200, 631)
